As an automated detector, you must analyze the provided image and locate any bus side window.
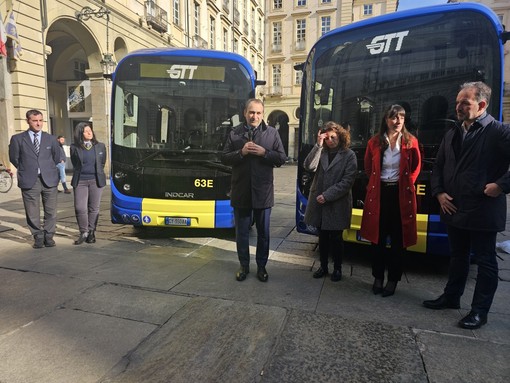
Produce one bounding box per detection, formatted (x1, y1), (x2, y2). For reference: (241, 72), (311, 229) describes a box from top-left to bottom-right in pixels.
(419, 96), (452, 146)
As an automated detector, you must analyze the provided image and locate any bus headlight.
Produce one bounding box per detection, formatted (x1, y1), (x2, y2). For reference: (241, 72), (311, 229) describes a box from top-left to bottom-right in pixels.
(123, 184), (131, 192)
(114, 171), (127, 180)
(301, 174), (311, 186)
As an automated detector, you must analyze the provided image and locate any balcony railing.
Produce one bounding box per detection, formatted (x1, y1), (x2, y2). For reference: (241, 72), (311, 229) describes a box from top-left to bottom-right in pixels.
(261, 86), (294, 96)
(222, 0), (230, 14)
(193, 34), (208, 49)
(233, 8), (240, 25)
(271, 43), (282, 53)
(145, 0), (167, 33)
(295, 40), (306, 51)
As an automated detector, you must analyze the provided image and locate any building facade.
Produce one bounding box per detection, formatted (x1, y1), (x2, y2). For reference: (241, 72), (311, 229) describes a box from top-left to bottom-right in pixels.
(0, 0), (264, 169)
(263, 0), (398, 160)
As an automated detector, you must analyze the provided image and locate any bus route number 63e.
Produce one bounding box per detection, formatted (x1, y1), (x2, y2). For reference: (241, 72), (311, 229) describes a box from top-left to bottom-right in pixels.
(195, 179), (213, 188)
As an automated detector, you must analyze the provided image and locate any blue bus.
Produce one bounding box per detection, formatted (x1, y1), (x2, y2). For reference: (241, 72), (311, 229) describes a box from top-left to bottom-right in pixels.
(296, 3), (508, 255)
(110, 48), (261, 228)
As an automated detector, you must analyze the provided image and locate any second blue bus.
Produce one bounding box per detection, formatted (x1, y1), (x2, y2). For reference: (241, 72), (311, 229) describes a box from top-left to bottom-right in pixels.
(296, 3), (507, 255)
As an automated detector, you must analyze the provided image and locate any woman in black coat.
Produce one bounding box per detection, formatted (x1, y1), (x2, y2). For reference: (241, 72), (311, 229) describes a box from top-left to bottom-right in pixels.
(70, 122), (107, 245)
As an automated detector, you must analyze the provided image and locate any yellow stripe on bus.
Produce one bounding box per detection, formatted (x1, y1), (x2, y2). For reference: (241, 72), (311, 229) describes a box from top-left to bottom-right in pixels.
(141, 199), (216, 227)
(344, 208), (428, 253)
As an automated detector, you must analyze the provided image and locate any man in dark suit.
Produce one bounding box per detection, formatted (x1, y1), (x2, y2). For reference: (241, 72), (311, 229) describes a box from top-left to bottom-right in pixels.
(424, 82), (510, 329)
(9, 109), (62, 248)
(221, 99), (287, 282)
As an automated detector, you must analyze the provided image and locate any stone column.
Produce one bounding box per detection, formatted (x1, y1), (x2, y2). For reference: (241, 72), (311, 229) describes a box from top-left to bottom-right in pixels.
(0, 57), (14, 169)
(88, 72), (112, 175)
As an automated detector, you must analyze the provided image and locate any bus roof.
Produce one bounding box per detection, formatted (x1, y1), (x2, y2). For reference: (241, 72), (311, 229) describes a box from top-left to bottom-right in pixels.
(114, 47), (252, 68)
(317, 2), (503, 50)
(114, 48), (255, 81)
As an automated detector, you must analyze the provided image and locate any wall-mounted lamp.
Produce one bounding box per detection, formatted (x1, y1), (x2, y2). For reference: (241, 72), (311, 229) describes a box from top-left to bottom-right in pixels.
(76, 6), (116, 78)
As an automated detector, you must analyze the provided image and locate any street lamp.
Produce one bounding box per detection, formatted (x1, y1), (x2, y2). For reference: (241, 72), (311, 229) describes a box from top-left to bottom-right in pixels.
(75, 6), (116, 78)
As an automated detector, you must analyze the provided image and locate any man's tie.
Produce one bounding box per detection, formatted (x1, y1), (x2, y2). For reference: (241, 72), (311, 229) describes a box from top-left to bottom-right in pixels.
(34, 134), (40, 155)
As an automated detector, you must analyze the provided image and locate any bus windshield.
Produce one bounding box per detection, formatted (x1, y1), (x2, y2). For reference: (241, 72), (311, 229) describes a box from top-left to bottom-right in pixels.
(302, 9), (501, 155)
(112, 55), (252, 162)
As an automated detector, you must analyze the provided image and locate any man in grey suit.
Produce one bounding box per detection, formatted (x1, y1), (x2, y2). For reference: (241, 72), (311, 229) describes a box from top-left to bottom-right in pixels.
(9, 109), (62, 248)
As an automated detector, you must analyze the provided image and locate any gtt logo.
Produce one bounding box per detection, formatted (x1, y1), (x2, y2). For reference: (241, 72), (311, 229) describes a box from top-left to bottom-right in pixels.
(166, 65), (198, 79)
(366, 31), (409, 55)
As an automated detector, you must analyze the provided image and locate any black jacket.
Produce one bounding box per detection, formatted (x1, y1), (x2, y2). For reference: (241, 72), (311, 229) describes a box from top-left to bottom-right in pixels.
(70, 142), (107, 188)
(221, 121), (287, 209)
(431, 113), (510, 231)
(9, 131), (61, 189)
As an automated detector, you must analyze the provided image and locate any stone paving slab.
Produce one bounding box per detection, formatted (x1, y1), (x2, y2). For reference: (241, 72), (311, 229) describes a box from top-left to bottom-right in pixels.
(263, 310), (427, 383)
(0, 309), (156, 383)
(76, 252), (209, 290)
(0, 269), (95, 336)
(170, 259), (323, 311)
(416, 330), (510, 383)
(65, 284), (191, 325)
(102, 297), (287, 383)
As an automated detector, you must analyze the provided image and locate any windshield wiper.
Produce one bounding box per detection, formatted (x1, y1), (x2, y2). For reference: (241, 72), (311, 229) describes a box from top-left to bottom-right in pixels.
(163, 158), (231, 173)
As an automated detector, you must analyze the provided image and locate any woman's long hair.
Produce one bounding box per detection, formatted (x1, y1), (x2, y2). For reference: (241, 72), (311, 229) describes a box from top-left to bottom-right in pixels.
(322, 121), (351, 151)
(73, 122), (98, 147)
(376, 104), (414, 150)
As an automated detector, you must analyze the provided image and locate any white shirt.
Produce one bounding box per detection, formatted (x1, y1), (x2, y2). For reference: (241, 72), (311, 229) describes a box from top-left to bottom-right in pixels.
(380, 132), (401, 182)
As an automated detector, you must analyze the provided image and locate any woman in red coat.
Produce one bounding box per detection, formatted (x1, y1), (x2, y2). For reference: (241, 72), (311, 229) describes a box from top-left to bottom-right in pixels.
(360, 104), (421, 297)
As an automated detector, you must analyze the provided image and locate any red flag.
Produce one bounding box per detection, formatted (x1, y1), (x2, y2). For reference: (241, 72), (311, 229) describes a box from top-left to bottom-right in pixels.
(0, 11), (7, 57)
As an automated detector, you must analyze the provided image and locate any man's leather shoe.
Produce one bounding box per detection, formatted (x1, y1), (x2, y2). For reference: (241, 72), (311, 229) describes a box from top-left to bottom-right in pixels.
(44, 237), (56, 247)
(86, 230), (96, 243)
(330, 269), (342, 282)
(64, 189), (71, 194)
(257, 266), (268, 282)
(423, 294), (460, 310)
(74, 233), (88, 245)
(458, 311), (487, 329)
(33, 239), (44, 249)
(313, 267), (328, 279)
(236, 266), (249, 281)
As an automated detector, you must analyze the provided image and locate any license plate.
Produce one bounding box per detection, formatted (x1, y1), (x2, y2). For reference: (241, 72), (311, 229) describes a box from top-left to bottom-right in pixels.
(165, 217), (191, 226)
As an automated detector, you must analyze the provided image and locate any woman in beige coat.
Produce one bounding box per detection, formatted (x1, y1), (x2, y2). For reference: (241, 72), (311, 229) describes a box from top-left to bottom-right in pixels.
(304, 122), (357, 281)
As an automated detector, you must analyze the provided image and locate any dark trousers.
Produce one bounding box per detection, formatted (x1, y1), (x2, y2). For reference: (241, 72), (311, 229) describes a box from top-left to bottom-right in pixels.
(21, 177), (58, 239)
(73, 179), (105, 234)
(372, 183), (404, 282)
(234, 207), (271, 268)
(444, 225), (499, 314)
(319, 229), (344, 271)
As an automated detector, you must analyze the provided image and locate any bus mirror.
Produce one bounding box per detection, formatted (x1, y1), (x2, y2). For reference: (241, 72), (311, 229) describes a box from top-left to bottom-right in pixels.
(502, 31), (510, 44)
(256, 79), (266, 86)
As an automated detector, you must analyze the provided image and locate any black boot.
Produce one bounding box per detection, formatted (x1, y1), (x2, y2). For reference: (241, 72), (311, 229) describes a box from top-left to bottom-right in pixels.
(74, 232), (88, 245)
(382, 281), (398, 297)
(372, 278), (384, 295)
(86, 230), (96, 243)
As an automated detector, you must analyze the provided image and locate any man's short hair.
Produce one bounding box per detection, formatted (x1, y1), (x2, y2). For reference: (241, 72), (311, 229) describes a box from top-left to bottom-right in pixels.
(26, 109), (43, 119)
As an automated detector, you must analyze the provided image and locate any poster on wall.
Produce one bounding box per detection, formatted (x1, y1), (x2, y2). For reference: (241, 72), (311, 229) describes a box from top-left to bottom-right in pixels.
(67, 80), (91, 117)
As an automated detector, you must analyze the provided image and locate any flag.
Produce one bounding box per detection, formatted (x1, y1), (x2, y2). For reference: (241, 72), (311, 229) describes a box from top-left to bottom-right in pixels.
(0, 11), (7, 57)
(5, 10), (22, 60)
